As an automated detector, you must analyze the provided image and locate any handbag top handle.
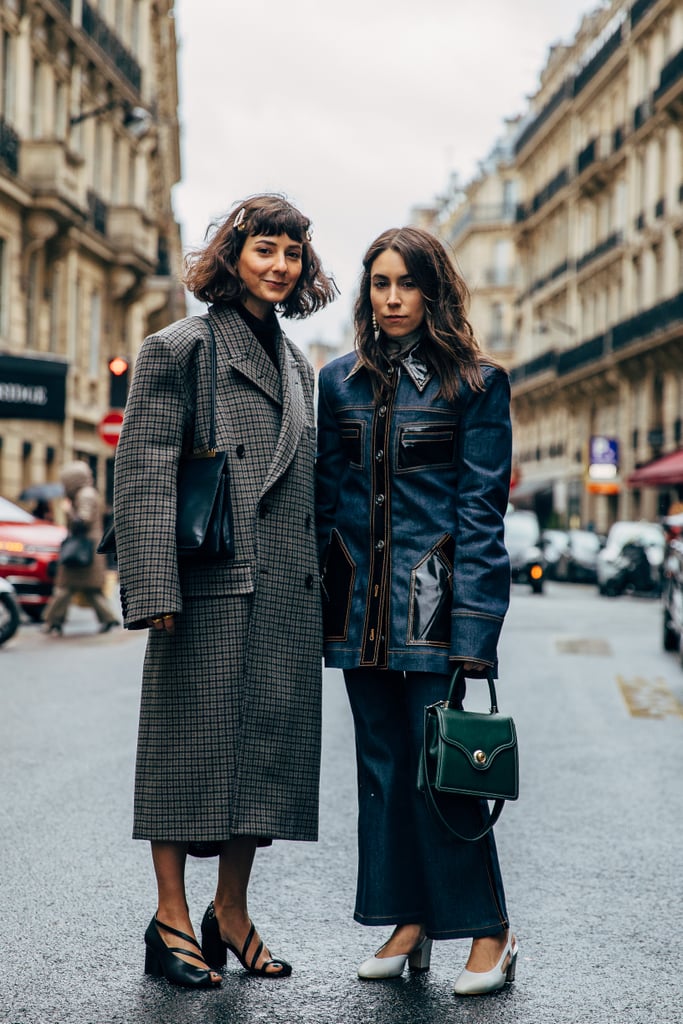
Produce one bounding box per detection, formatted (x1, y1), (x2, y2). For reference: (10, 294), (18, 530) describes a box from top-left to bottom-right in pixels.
(447, 665), (499, 714)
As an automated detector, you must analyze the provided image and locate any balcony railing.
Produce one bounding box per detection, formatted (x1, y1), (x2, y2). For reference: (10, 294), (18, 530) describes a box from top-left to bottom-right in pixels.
(654, 47), (683, 102)
(448, 202), (516, 241)
(576, 231), (623, 272)
(514, 80), (573, 156)
(527, 259), (571, 297)
(557, 334), (606, 375)
(516, 167), (571, 221)
(0, 116), (19, 174)
(631, 0), (660, 28)
(573, 25), (624, 97)
(509, 350), (557, 384)
(611, 290), (683, 350)
(511, 290), (683, 388)
(81, 2), (142, 92)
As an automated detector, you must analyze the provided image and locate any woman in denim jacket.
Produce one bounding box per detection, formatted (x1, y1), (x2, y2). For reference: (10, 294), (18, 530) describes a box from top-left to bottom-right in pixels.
(316, 227), (516, 996)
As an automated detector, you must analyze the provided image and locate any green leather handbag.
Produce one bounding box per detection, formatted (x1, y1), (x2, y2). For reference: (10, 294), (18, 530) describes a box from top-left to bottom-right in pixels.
(418, 666), (518, 842)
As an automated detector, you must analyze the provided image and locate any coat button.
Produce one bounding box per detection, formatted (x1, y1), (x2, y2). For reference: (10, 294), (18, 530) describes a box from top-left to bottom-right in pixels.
(375, 494), (385, 505)
(375, 449), (384, 462)
(375, 539), (385, 551)
(305, 573), (314, 588)
(236, 444), (245, 458)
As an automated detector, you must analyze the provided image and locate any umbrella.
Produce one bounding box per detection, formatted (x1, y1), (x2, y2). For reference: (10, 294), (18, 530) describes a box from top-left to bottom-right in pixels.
(18, 482), (64, 502)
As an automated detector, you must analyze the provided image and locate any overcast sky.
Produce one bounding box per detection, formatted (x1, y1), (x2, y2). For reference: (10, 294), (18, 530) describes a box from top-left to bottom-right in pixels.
(172, 0), (604, 349)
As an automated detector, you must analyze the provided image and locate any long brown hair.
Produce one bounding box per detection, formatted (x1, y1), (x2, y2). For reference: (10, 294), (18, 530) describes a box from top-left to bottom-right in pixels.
(354, 227), (493, 400)
(184, 193), (337, 317)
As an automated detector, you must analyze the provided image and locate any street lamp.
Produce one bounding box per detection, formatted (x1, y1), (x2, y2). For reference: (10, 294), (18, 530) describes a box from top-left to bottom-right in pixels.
(70, 101), (153, 139)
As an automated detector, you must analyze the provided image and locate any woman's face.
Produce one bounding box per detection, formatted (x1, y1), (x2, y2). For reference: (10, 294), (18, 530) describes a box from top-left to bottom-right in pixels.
(237, 233), (303, 318)
(369, 249), (425, 339)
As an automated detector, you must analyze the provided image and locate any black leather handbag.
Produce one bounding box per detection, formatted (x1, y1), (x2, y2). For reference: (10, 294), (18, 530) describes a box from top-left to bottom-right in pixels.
(98, 317), (234, 561)
(418, 665), (518, 842)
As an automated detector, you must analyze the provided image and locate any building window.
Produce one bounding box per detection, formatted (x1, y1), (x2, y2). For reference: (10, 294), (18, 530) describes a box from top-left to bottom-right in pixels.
(31, 60), (42, 138)
(1, 30), (16, 123)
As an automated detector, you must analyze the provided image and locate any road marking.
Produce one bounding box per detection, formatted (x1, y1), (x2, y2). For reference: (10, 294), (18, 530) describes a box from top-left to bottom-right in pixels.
(555, 637), (613, 656)
(617, 675), (683, 719)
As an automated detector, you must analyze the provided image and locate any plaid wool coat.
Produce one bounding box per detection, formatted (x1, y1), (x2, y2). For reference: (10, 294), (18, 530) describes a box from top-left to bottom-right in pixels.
(113, 305), (323, 843)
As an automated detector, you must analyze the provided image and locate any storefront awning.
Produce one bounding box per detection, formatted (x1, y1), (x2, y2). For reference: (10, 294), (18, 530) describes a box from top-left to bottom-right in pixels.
(627, 448), (683, 487)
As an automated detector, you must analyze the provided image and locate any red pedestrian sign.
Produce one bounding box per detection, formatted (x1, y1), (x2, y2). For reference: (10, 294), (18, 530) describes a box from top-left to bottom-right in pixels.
(98, 409), (124, 447)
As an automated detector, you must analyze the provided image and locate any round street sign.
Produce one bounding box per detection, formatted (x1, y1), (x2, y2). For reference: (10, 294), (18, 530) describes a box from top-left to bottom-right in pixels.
(98, 409), (124, 447)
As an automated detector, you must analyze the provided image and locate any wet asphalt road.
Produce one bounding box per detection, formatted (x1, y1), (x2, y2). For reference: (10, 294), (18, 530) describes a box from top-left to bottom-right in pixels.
(1, 582), (682, 1024)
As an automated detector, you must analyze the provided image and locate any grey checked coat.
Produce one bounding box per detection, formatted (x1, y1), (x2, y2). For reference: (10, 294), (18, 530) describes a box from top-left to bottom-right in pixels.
(113, 305), (322, 843)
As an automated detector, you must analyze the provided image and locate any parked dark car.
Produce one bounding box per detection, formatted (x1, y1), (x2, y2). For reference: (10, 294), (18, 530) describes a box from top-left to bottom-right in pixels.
(504, 509), (545, 594)
(0, 496), (66, 620)
(554, 529), (603, 583)
(596, 521), (665, 597)
(662, 521), (683, 664)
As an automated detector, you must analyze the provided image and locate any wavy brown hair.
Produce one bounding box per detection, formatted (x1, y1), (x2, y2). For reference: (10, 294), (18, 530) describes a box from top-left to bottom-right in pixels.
(354, 226), (498, 401)
(184, 193), (337, 318)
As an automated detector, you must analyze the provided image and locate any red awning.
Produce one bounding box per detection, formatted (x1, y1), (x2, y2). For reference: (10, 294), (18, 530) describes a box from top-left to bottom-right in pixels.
(627, 448), (683, 487)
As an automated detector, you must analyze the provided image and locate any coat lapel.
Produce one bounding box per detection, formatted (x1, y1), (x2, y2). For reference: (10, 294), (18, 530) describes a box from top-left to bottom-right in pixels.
(260, 332), (307, 498)
(210, 306), (282, 406)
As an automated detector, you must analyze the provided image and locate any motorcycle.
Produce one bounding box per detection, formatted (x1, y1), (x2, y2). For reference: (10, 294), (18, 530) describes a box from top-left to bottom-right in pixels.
(0, 577), (21, 646)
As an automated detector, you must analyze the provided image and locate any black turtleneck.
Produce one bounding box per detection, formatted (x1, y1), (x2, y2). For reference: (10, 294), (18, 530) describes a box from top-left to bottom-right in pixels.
(231, 301), (280, 368)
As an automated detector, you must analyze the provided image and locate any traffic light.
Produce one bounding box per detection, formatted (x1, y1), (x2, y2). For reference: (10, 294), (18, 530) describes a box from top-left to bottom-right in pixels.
(108, 356), (129, 408)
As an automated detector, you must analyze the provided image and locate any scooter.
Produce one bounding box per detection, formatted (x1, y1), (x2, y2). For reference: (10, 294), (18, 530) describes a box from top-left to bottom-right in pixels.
(0, 577), (21, 646)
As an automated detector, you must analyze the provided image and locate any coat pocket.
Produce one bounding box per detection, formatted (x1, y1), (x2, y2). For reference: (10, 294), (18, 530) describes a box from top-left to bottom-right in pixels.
(406, 534), (454, 646)
(321, 528), (356, 641)
(396, 421), (458, 473)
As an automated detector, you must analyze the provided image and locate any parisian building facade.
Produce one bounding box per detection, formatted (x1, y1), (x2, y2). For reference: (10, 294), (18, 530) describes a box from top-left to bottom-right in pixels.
(425, 0), (683, 531)
(0, 0), (184, 508)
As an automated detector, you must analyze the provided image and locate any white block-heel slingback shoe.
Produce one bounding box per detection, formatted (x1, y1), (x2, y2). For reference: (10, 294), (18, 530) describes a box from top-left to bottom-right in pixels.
(357, 936), (433, 979)
(453, 931), (518, 996)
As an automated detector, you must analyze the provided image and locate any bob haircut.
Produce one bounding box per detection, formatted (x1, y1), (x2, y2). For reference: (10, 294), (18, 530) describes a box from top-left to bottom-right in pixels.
(184, 193), (337, 318)
(354, 226), (499, 401)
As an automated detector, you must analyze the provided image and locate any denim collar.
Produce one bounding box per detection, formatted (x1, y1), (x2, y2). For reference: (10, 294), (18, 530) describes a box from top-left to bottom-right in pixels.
(344, 342), (434, 393)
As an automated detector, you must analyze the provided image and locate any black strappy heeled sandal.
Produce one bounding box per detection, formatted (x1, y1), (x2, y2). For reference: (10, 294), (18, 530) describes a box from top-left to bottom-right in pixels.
(144, 916), (222, 988)
(201, 902), (292, 978)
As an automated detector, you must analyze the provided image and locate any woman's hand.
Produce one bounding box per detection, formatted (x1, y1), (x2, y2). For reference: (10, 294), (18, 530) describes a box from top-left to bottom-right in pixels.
(451, 658), (488, 675)
(147, 613), (175, 634)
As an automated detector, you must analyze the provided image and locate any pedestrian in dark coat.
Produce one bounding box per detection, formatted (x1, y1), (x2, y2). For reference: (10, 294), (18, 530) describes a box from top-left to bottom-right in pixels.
(316, 227), (517, 996)
(113, 195), (336, 989)
(43, 460), (119, 634)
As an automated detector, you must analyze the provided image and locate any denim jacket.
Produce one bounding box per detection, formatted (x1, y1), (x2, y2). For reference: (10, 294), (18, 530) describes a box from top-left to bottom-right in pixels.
(316, 346), (512, 674)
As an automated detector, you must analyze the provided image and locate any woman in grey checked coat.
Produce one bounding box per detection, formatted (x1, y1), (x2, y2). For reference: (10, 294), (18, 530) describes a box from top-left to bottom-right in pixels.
(113, 195), (336, 989)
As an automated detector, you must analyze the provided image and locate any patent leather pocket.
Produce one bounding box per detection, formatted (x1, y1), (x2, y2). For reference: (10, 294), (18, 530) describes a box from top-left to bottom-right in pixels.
(339, 419), (365, 469)
(322, 528), (356, 642)
(407, 534), (455, 646)
(396, 421), (458, 472)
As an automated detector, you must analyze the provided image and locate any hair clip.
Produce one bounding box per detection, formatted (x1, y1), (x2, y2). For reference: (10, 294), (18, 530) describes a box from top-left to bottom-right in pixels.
(306, 228), (313, 242)
(233, 207), (246, 231)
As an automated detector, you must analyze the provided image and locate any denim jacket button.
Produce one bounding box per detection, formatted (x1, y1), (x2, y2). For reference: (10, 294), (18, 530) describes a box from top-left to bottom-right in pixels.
(375, 540), (385, 551)
(378, 405), (387, 417)
(375, 494), (385, 505)
(375, 450), (384, 462)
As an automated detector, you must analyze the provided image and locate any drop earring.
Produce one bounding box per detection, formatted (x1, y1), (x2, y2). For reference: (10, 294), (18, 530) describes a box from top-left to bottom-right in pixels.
(372, 312), (380, 343)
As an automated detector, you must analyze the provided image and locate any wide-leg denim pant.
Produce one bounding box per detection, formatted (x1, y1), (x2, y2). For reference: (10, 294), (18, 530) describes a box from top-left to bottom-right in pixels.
(344, 668), (509, 940)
